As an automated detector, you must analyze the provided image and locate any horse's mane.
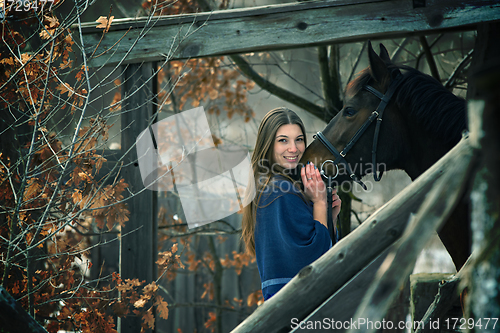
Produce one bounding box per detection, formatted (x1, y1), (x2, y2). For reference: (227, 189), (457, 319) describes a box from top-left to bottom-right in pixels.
(347, 65), (467, 144)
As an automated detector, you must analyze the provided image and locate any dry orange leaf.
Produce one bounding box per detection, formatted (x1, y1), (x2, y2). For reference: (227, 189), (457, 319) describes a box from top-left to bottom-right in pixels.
(142, 307), (155, 329)
(95, 16), (114, 33)
(156, 297), (169, 320)
(134, 298), (147, 308)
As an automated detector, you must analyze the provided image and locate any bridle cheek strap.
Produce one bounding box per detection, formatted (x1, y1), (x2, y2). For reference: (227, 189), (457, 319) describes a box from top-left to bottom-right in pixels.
(315, 131), (367, 190)
(365, 73), (403, 181)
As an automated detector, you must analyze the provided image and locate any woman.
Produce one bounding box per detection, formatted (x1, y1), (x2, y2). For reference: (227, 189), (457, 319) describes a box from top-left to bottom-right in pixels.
(242, 107), (341, 300)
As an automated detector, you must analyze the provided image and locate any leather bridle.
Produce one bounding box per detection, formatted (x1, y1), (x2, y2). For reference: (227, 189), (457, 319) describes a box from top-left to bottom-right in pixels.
(314, 73), (404, 190)
(313, 73), (403, 244)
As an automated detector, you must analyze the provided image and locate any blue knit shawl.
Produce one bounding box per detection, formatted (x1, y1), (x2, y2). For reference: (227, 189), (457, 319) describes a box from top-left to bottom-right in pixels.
(254, 177), (332, 300)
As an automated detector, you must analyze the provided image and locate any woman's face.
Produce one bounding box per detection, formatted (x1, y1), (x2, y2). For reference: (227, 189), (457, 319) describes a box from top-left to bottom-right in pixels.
(272, 124), (305, 169)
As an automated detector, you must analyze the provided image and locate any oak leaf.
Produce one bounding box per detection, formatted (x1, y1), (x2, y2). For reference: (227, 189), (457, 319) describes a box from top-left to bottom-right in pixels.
(45, 15), (59, 28)
(95, 215), (105, 229)
(72, 190), (82, 205)
(75, 70), (84, 82)
(24, 179), (41, 200)
(204, 312), (217, 332)
(96, 16), (114, 33)
(247, 290), (264, 307)
(57, 82), (74, 97)
(142, 307), (155, 329)
(155, 296), (169, 320)
(134, 298), (147, 308)
(112, 301), (129, 317)
(201, 282), (214, 301)
(143, 281), (158, 296)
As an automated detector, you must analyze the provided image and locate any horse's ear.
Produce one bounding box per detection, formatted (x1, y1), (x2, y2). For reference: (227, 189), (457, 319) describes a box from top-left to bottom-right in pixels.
(378, 43), (402, 79)
(378, 44), (391, 63)
(368, 41), (389, 84)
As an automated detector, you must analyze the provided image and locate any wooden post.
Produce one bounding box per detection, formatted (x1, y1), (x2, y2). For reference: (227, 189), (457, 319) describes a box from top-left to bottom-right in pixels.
(409, 273), (462, 332)
(412, 259), (471, 333)
(466, 21), (500, 332)
(118, 62), (158, 333)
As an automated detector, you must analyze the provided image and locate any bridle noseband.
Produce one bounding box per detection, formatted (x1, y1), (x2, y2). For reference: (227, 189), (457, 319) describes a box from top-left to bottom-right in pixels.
(314, 73), (404, 190)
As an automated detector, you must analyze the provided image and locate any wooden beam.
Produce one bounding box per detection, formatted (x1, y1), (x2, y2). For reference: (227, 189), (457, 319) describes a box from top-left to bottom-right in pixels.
(0, 286), (48, 333)
(288, 244), (396, 332)
(466, 22), (500, 326)
(231, 137), (473, 333)
(118, 63), (158, 333)
(76, 0), (500, 67)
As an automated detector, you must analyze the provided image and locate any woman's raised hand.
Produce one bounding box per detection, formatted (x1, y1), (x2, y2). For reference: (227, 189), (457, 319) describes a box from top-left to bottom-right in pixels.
(301, 162), (326, 204)
(301, 162), (342, 223)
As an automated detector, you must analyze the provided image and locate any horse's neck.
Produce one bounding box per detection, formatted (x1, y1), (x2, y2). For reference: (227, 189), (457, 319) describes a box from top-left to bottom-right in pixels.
(404, 130), (456, 181)
(397, 75), (467, 180)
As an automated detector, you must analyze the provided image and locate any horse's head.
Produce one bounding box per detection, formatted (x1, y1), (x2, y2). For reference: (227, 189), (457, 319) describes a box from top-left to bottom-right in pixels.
(301, 42), (411, 187)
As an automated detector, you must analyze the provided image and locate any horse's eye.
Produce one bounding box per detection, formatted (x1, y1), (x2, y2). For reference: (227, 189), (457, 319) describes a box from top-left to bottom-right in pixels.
(343, 107), (357, 117)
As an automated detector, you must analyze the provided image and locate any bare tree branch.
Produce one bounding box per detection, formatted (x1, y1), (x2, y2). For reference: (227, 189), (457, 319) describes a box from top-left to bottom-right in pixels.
(318, 46), (338, 118)
(229, 54), (327, 120)
(445, 49), (473, 90)
(420, 36), (441, 82)
(419, 36), (441, 82)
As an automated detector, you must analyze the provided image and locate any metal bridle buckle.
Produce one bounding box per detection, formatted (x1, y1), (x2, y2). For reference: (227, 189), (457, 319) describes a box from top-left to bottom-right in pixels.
(320, 159), (339, 179)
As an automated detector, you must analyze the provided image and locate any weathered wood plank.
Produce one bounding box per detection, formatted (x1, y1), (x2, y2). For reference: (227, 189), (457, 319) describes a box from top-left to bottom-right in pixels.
(0, 286), (48, 333)
(291, 245), (394, 332)
(466, 23), (500, 330)
(231, 137), (473, 333)
(118, 63), (158, 333)
(76, 0), (500, 67)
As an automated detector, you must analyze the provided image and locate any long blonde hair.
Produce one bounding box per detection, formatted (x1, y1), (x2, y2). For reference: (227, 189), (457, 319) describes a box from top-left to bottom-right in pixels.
(241, 107), (306, 255)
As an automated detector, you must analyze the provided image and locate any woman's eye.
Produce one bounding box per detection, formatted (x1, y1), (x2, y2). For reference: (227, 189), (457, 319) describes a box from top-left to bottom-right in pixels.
(343, 107), (357, 117)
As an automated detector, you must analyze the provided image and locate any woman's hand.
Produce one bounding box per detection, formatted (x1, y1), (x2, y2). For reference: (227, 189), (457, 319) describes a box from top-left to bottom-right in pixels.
(301, 162), (342, 229)
(330, 188), (341, 228)
(330, 188), (341, 218)
(301, 162), (326, 204)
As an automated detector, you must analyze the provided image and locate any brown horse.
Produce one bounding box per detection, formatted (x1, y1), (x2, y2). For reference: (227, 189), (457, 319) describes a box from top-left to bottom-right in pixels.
(301, 42), (469, 270)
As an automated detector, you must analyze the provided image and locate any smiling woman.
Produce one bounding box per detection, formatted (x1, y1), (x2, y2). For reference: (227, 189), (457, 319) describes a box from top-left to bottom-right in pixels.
(241, 107), (341, 300)
(273, 123), (305, 169)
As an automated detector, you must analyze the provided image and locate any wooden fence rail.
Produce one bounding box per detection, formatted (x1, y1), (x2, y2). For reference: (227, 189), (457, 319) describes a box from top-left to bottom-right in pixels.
(74, 0), (500, 67)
